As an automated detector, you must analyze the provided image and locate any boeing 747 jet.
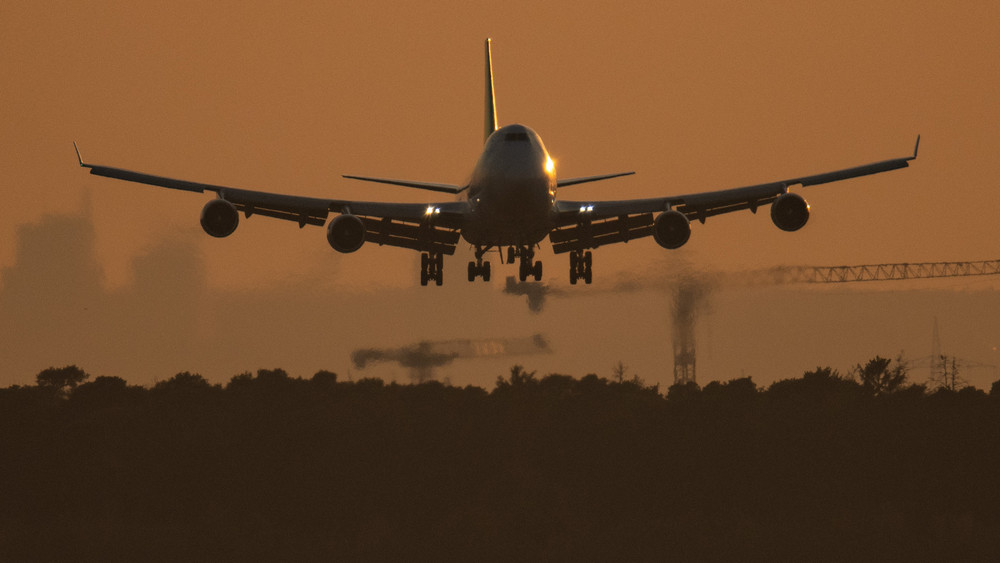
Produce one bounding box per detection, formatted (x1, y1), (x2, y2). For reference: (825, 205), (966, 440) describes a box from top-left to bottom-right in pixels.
(76, 39), (918, 286)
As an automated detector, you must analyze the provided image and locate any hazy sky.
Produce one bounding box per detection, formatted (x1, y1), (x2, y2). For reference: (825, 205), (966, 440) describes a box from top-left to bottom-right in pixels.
(2, 2), (999, 388)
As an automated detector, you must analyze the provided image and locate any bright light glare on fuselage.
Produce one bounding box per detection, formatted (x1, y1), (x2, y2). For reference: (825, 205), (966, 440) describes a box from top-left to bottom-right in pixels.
(545, 155), (555, 175)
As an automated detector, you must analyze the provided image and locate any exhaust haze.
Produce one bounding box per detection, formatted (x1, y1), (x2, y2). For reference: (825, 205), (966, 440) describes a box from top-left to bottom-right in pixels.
(2, 211), (999, 389)
(352, 334), (551, 383)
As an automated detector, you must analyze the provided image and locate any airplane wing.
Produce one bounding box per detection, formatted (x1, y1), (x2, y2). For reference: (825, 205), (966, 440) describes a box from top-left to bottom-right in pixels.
(549, 137), (919, 254)
(75, 144), (466, 255)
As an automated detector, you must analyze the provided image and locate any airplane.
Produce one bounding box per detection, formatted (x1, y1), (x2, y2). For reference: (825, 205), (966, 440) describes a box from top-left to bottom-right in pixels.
(75, 39), (919, 286)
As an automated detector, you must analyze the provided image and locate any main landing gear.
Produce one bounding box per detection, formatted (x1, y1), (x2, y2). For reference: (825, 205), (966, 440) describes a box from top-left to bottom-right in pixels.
(467, 245), (542, 283)
(468, 246), (491, 282)
(420, 252), (443, 286)
(516, 246), (542, 282)
(569, 250), (593, 285)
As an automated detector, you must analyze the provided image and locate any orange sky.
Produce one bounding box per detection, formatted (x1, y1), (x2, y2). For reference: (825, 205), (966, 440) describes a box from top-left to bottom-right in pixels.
(2, 2), (999, 388)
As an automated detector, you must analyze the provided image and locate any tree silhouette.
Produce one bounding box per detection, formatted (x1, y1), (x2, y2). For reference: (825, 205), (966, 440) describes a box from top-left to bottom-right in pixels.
(153, 371), (213, 392)
(2, 362), (1000, 560)
(852, 355), (908, 396)
(35, 365), (89, 396)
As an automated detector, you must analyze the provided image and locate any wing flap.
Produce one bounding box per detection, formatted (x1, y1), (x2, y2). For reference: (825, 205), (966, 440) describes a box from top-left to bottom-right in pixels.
(360, 216), (460, 255)
(549, 213), (655, 254)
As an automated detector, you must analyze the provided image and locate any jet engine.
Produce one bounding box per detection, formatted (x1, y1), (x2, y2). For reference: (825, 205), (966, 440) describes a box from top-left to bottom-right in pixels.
(652, 210), (691, 249)
(770, 192), (810, 232)
(327, 214), (366, 253)
(200, 199), (239, 238)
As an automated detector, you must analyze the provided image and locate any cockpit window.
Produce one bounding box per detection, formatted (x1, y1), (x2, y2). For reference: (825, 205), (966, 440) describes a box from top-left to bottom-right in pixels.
(504, 132), (530, 142)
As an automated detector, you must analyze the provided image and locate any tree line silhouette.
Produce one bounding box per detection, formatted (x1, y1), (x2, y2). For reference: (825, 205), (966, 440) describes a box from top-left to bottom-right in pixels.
(2, 361), (1000, 560)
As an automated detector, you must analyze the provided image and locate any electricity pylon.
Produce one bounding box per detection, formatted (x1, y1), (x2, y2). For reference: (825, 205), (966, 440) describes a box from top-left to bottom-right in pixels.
(672, 259), (1000, 386)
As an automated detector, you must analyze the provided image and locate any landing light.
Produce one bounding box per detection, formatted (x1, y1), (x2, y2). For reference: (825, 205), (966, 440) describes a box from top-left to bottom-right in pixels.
(579, 205), (594, 213)
(425, 206), (441, 215)
(545, 156), (555, 175)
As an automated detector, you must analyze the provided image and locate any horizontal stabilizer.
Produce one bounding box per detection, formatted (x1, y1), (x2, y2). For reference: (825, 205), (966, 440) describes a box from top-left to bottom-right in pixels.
(557, 171), (635, 188)
(343, 175), (466, 194)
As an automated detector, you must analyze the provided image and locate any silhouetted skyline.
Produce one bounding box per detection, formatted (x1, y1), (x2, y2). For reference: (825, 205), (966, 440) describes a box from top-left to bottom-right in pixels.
(3, 366), (999, 559)
(2, 210), (998, 389)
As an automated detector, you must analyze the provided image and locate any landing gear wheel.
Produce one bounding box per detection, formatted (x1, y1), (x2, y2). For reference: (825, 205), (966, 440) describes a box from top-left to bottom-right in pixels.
(467, 260), (491, 282)
(468, 246), (491, 282)
(569, 250), (593, 285)
(422, 252), (444, 286)
(517, 246), (541, 282)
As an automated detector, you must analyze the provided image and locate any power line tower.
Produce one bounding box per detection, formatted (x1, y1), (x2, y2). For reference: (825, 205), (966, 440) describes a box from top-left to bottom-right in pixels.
(671, 276), (708, 386)
(670, 258), (1000, 387)
(930, 317), (945, 383)
(672, 320), (697, 386)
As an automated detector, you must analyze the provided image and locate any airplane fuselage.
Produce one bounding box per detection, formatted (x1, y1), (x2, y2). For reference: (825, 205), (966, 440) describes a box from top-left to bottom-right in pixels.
(461, 124), (556, 247)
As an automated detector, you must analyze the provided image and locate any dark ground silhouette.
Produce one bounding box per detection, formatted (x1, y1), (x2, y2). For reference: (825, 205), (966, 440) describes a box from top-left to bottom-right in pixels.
(2, 364), (1000, 560)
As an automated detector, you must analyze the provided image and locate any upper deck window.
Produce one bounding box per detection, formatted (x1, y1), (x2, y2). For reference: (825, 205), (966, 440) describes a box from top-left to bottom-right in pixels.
(504, 132), (530, 142)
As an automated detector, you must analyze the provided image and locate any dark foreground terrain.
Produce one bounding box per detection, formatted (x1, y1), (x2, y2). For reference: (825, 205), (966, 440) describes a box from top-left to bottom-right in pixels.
(2, 365), (999, 561)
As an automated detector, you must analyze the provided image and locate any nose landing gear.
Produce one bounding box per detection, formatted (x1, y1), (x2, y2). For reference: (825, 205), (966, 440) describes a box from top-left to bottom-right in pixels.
(517, 246), (543, 282)
(468, 246), (491, 282)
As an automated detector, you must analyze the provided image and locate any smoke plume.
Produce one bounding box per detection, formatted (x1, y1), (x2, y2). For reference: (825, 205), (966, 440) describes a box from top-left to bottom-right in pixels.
(352, 334), (552, 383)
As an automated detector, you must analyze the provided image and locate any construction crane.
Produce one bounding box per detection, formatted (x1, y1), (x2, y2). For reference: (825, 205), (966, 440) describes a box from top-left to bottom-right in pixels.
(672, 258), (1000, 386)
(764, 259), (1000, 284)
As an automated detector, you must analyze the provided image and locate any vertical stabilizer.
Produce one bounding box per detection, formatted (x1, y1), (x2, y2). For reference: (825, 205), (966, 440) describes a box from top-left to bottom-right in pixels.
(484, 38), (498, 144)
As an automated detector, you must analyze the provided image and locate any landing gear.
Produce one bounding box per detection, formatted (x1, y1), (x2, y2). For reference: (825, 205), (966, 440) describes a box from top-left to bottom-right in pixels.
(420, 252), (444, 286)
(569, 250), (593, 285)
(468, 246), (491, 282)
(517, 246), (543, 282)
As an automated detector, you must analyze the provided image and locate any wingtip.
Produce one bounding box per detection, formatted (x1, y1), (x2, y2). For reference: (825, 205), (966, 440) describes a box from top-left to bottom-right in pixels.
(73, 141), (85, 167)
(913, 134), (920, 159)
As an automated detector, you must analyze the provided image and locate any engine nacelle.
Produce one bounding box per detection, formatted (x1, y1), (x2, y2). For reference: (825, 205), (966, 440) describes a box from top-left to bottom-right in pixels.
(770, 192), (810, 232)
(200, 199), (239, 238)
(327, 214), (366, 253)
(652, 210), (691, 249)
